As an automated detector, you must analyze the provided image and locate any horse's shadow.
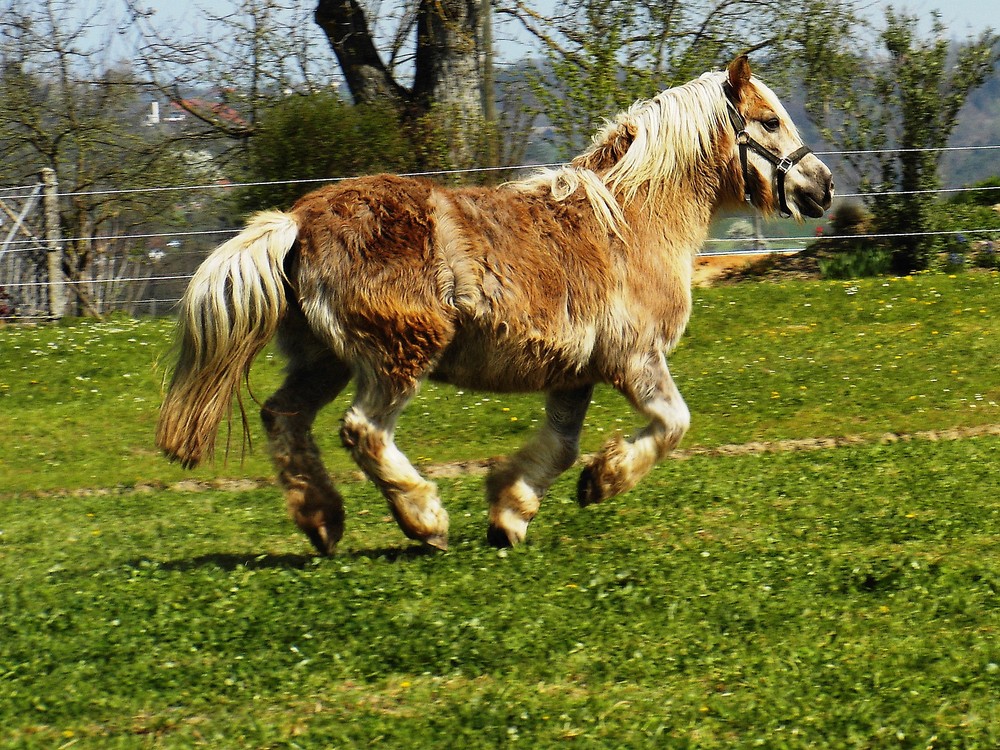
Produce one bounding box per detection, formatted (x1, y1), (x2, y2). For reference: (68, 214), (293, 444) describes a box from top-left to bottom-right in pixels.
(142, 544), (437, 573)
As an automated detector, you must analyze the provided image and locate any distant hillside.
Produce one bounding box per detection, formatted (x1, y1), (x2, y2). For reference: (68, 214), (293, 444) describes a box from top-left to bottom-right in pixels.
(942, 68), (1000, 188)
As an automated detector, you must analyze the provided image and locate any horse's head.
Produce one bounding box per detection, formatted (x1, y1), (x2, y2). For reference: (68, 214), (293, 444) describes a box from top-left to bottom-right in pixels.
(723, 56), (834, 219)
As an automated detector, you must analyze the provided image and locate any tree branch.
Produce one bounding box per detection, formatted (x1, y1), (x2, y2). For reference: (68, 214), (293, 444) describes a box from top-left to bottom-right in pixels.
(314, 0), (411, 107)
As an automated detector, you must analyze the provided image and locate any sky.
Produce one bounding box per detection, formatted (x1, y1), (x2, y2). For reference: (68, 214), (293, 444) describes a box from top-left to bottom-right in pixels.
(892, 0), (1000, 34)
(128, 0), (1000, 29)
(101, 0), (1000, 64)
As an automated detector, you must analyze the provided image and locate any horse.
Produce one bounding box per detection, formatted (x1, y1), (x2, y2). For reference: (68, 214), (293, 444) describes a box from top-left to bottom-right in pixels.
(156, 55), (833, 554)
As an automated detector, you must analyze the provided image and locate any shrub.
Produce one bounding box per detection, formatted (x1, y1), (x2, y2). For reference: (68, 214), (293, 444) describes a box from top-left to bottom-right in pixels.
(239, 93), (415, 213)
(948, 176), (1000, 207)
(830, 201), (870, 235)
(933, 197), (1000, 270)
(818, 247), (893, 279)
(973, 240), (1000, 269)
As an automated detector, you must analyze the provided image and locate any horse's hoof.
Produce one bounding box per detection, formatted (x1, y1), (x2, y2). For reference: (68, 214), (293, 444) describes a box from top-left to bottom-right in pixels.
(305, 525), (338, 556)
(486, 507), (531, 548)
(486, 524), (515, 549)
(424, 534), (449, 551)
(576, 466), (603, 507)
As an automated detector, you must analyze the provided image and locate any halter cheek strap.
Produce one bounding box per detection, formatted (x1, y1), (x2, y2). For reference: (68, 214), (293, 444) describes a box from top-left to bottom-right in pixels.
(722, 82), (813, 217)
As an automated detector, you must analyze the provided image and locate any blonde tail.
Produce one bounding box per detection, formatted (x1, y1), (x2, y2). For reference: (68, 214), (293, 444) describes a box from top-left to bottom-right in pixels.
(156, 210), (300, 468)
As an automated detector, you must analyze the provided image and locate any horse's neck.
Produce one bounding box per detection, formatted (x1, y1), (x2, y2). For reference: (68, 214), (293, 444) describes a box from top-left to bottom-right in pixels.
(621, 180), (716, 257)
(617, 131), (741, 258)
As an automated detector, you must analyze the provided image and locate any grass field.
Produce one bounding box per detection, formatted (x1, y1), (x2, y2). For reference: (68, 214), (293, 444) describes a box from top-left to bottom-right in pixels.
(2, 272), (1000, 747)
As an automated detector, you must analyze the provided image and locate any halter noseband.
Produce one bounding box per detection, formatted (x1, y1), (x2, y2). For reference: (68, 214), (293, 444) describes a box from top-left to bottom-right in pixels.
(722, 81), (813, 217)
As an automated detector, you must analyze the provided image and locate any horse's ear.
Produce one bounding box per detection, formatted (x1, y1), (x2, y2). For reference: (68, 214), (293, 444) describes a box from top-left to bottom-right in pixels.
(727, 55), (753, 99)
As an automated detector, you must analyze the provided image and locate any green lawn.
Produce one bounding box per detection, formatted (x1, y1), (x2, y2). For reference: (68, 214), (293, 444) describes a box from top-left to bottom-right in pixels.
(4, 272), (1000, 493)
(2, 272), (1000, 747)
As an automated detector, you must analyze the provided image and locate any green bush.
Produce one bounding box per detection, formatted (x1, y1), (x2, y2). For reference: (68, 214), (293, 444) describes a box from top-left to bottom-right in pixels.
(829, 201), (869, 235)
(973, 240), (1000, 269)
(932, 195), (1000, 270)
(818, 246), (893, 279)
(239, 93), (416, 213)
(947, 176), (1000, 207)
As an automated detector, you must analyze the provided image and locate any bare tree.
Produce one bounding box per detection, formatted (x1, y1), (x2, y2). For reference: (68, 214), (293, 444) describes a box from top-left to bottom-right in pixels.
(126, 0), (503, 169)
(124, 0), (341, 148)
(0, 0), (190, 316)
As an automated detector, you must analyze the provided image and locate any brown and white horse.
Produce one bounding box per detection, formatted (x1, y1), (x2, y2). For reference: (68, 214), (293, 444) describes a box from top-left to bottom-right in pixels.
(156, 56), (833, 553)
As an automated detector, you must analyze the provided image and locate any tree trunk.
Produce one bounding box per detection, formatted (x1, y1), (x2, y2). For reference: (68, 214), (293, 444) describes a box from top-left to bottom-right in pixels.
(412, 0), (483, 114)
(314, 0), (486, 166)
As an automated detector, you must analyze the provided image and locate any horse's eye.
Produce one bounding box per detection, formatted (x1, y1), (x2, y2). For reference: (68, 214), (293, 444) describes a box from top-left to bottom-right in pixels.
(763, 117), (781, 133)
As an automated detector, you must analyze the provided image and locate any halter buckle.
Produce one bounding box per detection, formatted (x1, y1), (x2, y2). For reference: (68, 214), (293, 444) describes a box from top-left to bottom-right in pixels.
(776, 156), (794, 174)
(735, 130), (751, 146)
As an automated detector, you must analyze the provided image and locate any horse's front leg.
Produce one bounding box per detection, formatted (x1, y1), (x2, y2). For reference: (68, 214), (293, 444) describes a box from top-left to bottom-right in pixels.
(486, 385), (594, 547)
(578, 352), (690, 506)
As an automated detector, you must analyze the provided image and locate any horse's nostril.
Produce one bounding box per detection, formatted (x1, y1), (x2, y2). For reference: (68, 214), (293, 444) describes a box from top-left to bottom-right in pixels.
(824, 177), (835, 205)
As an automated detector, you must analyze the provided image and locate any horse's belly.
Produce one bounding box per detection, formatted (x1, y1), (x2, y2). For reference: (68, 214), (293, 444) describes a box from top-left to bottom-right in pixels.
(431, 331), (595, 392)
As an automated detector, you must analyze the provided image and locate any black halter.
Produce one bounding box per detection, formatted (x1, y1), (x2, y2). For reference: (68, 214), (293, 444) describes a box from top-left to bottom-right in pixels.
(722, 82), (813, 216)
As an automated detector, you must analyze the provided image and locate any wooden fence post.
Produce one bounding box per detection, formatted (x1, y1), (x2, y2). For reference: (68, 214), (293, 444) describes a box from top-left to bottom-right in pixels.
(41, 168), (66, 318)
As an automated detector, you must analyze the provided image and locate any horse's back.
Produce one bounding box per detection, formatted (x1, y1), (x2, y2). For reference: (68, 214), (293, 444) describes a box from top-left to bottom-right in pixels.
(426, 184), (618, 390)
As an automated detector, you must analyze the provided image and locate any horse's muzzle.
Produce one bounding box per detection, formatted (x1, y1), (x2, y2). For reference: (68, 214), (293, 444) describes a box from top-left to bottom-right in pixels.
(794, 170), (834, 219)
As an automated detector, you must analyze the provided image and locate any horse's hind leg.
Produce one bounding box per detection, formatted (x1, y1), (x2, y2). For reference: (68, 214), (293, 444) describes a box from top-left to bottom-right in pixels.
(261, 351), (351, 556)
(578, 352), (689, 506)
(340, 374), (449, 550)
(486, 385), (593, 547)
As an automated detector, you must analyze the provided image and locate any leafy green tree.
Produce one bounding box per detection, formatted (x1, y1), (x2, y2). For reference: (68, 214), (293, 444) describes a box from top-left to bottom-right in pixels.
(518, 0), (863, 155)
(802, 10), (998, 273)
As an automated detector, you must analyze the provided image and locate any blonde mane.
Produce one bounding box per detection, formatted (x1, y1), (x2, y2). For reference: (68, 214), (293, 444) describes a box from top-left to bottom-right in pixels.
(513, 166), (628, 237)
(514, 72), (732, 235)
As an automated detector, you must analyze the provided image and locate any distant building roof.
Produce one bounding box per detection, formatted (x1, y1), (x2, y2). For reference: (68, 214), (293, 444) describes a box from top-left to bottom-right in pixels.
(169, 98), (248, 129)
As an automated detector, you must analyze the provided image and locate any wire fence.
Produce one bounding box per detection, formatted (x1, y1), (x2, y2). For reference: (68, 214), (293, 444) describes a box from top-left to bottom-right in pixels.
(2, 143), (999, 322)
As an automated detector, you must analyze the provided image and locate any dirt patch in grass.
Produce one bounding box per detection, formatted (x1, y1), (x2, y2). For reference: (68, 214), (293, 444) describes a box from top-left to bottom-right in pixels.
(24, 423), (1000, 497)
(393, 422), (1000, 476)
(693, 253), (774, 285)
(700, 251), (823, 284)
